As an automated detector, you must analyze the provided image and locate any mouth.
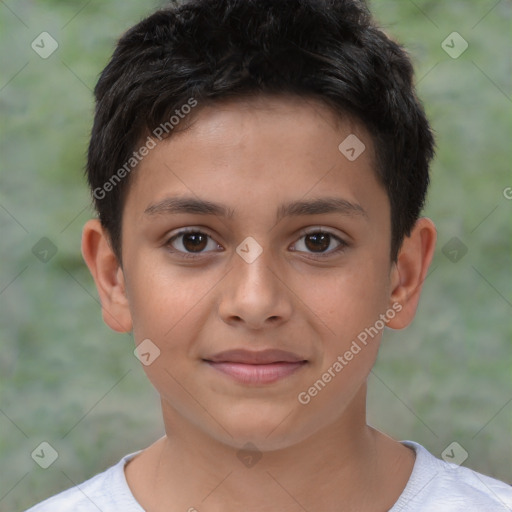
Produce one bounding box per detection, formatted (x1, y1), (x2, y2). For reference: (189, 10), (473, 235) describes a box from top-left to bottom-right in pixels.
(203, 349), (308, 385)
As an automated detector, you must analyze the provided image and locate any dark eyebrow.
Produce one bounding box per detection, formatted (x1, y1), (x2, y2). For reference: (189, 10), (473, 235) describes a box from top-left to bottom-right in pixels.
(144, 196), (234, 218)
(144, 196), (367, 221)
(276, 197), (367, 222)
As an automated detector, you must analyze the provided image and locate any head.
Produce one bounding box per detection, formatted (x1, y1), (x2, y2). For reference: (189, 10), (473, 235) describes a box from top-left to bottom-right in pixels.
(82, 0), (436, 451)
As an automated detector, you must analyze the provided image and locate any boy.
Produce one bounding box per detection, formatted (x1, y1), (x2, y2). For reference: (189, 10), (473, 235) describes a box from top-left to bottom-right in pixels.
(27, 0), (512, 510)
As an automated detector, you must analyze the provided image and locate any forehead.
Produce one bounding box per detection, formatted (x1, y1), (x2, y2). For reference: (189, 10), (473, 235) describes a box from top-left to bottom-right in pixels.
(167, 94), (366, 159)
(123, 94), (387, 226)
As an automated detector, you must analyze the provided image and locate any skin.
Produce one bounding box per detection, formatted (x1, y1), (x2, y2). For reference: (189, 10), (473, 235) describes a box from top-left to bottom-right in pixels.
(82, 94), (436, 512)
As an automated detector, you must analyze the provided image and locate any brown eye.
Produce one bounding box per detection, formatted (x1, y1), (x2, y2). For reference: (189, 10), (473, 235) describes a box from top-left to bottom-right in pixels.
(181, 232), (208, 252)
(166, 230), (221, 258)
(304, 232), (331, 253)
(292, 229), (347, 257)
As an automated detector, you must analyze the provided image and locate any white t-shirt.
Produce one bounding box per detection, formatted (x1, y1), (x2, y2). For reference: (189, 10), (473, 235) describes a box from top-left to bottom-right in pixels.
(25, 441), (512, 511)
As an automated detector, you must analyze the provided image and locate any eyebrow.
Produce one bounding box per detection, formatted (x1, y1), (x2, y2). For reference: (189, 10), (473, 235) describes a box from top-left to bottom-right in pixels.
(144, 196), (367, 221)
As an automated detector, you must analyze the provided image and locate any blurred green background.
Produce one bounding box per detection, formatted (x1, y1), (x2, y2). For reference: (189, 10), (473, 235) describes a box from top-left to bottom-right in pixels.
(0, 0), (510, 510)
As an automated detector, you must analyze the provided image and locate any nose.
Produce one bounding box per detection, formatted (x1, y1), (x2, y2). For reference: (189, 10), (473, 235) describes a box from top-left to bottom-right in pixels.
(217, 243), (293, 331)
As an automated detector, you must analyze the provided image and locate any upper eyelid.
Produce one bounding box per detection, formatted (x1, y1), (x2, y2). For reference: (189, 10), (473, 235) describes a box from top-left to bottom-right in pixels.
(296, 226), (342, 238)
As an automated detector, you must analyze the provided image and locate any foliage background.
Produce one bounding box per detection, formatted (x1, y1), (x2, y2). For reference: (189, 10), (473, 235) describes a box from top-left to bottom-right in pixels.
(0, 0), (510, 510)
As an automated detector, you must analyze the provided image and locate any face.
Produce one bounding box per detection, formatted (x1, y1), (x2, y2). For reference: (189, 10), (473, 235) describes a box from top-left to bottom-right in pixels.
(116, 95), (398, 450)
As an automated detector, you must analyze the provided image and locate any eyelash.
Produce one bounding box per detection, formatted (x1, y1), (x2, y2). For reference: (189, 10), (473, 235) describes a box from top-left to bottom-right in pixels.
(164, 227), (348, 260)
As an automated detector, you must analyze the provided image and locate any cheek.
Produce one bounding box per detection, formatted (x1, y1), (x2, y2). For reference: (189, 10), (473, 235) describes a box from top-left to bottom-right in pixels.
(125, 256), (214, 343)
(298, 279), (384, 392)
(292, 265), (387, 421)
(293, 257), (390, 342)
(125, 263), (213, 399)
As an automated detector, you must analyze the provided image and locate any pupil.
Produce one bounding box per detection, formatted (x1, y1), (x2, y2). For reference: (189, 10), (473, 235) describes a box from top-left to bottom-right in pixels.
(184, 233), (207, 252)
(306, 233), (329, 252)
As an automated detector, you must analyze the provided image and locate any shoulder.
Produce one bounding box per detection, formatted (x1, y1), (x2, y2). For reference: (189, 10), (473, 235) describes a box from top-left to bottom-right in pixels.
(391, 441), (512, 512)
(24, 451), (144, 512)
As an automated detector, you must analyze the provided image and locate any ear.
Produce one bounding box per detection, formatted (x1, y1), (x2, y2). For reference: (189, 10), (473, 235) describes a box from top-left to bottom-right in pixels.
(386, 217), (437, 329)
(81, 219), (133, 333)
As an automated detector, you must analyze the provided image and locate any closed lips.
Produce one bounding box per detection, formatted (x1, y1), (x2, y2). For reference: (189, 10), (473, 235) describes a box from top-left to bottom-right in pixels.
(204, 349), (307, 364)
(204, 349), (308, 385)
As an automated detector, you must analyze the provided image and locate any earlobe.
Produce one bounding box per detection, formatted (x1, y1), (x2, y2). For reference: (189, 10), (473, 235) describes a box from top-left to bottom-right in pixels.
(386, 217), (437, 330)
(81, 219), (133, 333)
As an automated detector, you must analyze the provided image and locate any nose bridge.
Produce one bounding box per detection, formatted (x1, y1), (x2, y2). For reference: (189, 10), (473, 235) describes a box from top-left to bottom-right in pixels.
(218, 236), (292, 328)
(234, 241), (276, 294)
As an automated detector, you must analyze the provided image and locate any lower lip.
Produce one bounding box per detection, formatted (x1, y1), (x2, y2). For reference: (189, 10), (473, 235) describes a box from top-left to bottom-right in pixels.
(205, 361), (307, 385)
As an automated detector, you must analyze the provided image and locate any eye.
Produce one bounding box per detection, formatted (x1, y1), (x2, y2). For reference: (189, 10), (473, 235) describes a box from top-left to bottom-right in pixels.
(291, 228), (348, 258)
(165, 229), (222, 259)
(165, 227), (348, 260)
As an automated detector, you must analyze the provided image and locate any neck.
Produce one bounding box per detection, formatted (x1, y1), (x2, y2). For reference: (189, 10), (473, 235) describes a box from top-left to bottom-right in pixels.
(125, 385), (415, 512)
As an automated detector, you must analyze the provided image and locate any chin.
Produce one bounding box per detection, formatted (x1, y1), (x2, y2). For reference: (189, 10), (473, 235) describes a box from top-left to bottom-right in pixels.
(205, 405), (315, 452)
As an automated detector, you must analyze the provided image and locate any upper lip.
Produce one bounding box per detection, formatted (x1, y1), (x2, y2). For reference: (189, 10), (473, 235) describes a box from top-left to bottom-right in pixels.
(205, 349), (307, 364)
